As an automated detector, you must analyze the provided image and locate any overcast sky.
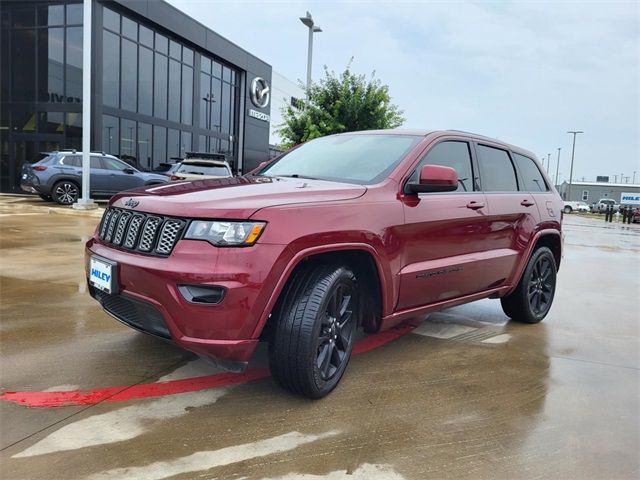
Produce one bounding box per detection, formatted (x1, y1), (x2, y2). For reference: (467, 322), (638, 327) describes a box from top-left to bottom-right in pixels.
(167, 0), (639, 184)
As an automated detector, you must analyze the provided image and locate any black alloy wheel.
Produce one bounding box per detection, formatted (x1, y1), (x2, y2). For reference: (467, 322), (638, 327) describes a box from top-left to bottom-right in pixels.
(52, 181), (79, 205)
(269, 264), (360, 398)
(527, 255), (554, 316)
(316, 283), (356, 380)
(501, 246), (557, 324)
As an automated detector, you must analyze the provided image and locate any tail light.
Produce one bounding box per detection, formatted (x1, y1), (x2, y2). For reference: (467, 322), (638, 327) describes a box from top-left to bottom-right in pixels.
(33, 165), (47, 171)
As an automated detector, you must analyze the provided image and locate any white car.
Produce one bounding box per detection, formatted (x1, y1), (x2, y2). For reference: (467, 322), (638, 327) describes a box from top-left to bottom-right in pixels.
(169, 153), (233, 181)
(563, 201), (590, 214)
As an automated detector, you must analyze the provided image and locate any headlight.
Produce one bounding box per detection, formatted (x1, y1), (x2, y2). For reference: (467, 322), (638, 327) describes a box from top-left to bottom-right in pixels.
(184, 220), (266, 246)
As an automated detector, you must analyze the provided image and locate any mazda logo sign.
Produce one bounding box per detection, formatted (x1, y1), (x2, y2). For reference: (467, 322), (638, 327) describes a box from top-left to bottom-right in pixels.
(250, 77), (270, 109)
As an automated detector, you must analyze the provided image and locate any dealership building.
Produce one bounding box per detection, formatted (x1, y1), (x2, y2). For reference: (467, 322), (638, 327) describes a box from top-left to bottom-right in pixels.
(0, 0), (273, 193)
(558, 180), (640, 204)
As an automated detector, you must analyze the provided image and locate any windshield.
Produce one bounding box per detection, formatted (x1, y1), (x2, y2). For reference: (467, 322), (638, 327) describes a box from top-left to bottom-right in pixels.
(176, 163), (230, 176)
(259, 134), (422, 185)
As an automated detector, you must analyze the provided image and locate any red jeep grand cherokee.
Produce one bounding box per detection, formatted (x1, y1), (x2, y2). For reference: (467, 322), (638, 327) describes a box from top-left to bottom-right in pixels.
(86, 130), (563, 398)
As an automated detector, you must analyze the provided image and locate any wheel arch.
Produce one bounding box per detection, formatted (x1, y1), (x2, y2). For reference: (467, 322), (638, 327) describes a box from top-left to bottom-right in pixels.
(504, 229), (562, 296)
(254, 244), (389, 339)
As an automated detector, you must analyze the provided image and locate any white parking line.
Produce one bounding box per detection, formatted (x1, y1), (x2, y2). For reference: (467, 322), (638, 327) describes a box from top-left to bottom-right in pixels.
(87, 430), (340, 480)
(412, 322), (477, 339)
(260, 463), (406, 479)
(481, 333), (512, 344)
(13, 390), (229, 458)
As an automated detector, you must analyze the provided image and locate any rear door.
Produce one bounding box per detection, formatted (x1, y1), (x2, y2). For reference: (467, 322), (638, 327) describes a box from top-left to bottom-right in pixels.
(512, 152), (558, 227)
(475, 143), (539, 291)
(397, 139), (489, 309)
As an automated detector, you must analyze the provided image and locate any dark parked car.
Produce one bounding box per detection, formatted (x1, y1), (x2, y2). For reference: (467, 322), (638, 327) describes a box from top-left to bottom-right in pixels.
(86, 130), (563, 398)
(21, 151), (168, 205)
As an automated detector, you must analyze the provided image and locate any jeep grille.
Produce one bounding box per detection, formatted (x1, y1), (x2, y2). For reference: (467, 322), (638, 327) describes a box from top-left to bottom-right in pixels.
(98, 207), (186, 256)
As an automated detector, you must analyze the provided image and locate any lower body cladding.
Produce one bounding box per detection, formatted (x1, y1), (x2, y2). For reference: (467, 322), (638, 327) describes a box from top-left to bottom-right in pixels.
(85, 238), (289, 372)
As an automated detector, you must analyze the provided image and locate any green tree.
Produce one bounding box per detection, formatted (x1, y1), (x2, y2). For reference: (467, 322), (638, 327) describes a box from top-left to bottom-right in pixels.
(277, 65), (405, 148)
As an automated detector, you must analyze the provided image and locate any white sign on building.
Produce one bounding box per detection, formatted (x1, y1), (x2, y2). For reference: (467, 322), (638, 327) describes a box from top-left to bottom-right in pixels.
(620, 192), (640, 205)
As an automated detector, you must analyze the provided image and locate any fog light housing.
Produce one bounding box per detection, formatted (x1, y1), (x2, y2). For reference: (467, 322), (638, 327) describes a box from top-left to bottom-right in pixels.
(178, 284), (225, 305)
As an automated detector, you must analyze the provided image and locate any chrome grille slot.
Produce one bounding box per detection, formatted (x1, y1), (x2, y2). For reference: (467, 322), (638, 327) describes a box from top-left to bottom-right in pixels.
(155, 220), (184, 255)
(99, 209), (114, 238)
(97, 208), (184, 256)
(123, 214), (144, 249)
(104, 209), (120, 242)
(138, 217), (162, 252)
(112, 211), (131, 246)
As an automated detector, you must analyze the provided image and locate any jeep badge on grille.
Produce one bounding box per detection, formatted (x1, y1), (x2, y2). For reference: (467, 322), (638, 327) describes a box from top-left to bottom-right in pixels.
(124, 198), (140, 208)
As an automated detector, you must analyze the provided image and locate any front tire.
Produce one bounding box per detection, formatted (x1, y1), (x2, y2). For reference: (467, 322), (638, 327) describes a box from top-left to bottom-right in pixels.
(51, 180), (79, 205)
(268, 264), (360, 398)
(563, 206), (572, 214)
(501, 247), (557, 324)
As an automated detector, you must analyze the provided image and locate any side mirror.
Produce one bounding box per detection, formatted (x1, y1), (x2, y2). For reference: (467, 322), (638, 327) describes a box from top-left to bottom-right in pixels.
(123, 167), (135, 174)
(407, 165), (458, 194)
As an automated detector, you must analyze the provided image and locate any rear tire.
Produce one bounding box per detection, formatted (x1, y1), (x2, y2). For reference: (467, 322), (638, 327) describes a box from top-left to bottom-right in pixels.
(501, 247), (557, 324)
(268, 264), (360, 399)
(51, 180), (79, 205)
(563, 206), (572, 214)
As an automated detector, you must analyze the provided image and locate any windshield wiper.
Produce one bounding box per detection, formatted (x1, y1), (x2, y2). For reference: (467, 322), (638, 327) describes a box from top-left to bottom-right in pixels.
(275, 174), (320, 180)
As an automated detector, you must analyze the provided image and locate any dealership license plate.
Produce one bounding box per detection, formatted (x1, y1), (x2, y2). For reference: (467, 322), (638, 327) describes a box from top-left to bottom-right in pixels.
(89, 256), (117, 294)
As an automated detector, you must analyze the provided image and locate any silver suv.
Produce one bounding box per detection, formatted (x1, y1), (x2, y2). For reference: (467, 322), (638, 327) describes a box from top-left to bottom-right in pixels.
(21, 151), (168, 205)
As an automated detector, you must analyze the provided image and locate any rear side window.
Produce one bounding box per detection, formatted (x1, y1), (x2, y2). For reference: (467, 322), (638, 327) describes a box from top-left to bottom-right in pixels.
(513, 153), (548, 192)
(101, 157), (130, 171)
(411, 141), (475, 192)
(60, 155), (81, 167)
(476, 145), (518, 192)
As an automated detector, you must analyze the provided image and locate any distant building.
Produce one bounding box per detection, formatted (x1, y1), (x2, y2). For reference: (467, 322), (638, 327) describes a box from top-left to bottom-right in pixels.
(269, 71), (304, 147)
(558, 181), (640, 203)
(0, 0), (272, 193)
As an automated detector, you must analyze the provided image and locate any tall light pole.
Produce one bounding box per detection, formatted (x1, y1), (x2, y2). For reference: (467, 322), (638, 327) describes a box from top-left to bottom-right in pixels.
(300, 11), (322, 92)
(73, 0), (96, 209)
(555, 147), (561, 187)
(547, 153), (551, 172)
(634, 171), (637, 184)
(567, 130), (583, 201)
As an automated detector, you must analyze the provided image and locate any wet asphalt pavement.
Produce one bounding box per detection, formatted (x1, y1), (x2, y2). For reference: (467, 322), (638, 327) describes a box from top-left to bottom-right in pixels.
(0, 196), (638, 479)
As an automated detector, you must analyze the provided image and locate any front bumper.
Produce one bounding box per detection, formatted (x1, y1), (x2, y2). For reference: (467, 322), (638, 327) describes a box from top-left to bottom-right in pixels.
(86, 237), (290, 370)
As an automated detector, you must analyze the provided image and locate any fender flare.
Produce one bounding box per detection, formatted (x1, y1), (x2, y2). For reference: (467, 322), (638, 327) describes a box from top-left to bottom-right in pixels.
(250, 242), (392, 338)
(504, 229), (562, 296)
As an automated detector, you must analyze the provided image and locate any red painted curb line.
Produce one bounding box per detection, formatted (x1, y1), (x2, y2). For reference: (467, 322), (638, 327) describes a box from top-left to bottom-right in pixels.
(0, 323), (416, 408)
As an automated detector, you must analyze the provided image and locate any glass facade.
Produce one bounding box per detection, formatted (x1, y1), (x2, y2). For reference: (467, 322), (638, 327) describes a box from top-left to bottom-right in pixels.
(0, 1), (84, 192)
(0, 0), (243, 193)
(99, 5), (240, 172)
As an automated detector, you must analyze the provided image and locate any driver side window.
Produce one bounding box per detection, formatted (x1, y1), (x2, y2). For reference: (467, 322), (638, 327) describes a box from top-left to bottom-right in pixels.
(410, 141), (475, 192)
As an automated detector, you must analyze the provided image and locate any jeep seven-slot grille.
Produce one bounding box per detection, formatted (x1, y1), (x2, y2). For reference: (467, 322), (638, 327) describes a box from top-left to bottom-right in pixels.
(98, 207), (186, 256)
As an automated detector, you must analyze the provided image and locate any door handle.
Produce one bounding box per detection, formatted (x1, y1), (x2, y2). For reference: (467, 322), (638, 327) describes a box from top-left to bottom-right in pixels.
(520, 200), (535, 207)
(466, 201), (485, 210)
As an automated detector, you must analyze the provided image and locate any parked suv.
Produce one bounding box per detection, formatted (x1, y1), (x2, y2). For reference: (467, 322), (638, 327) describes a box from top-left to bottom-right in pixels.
(21, 151), (168, 205)
(591, 198), (619, 213)
(86, 130), (563, 398)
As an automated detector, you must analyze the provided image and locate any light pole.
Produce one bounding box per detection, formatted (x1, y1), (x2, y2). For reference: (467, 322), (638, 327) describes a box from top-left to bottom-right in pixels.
(300, 11), (322, 91)
(634, 171), (637, 184)
(202, 93), (216, 151)
(105, 126), (113, 153)
(73, 0), (96, 209)
(567, 130), (583, 201)
(555, 148), (561, 187)
(547, 153), (551, 172)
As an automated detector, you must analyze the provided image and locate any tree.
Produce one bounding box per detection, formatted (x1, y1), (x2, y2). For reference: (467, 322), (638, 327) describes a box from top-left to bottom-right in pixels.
(277, 64), (405, 148)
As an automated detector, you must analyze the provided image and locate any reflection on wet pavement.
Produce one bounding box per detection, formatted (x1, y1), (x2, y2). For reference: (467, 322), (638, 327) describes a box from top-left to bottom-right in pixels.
(0, 199), (638, 479)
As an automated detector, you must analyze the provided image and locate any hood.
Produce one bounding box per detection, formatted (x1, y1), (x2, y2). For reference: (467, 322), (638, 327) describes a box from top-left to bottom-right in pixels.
(109, 175), (367, 218)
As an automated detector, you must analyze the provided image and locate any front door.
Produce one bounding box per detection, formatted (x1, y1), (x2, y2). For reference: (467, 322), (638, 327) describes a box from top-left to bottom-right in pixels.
(397, 139), (489, 310)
